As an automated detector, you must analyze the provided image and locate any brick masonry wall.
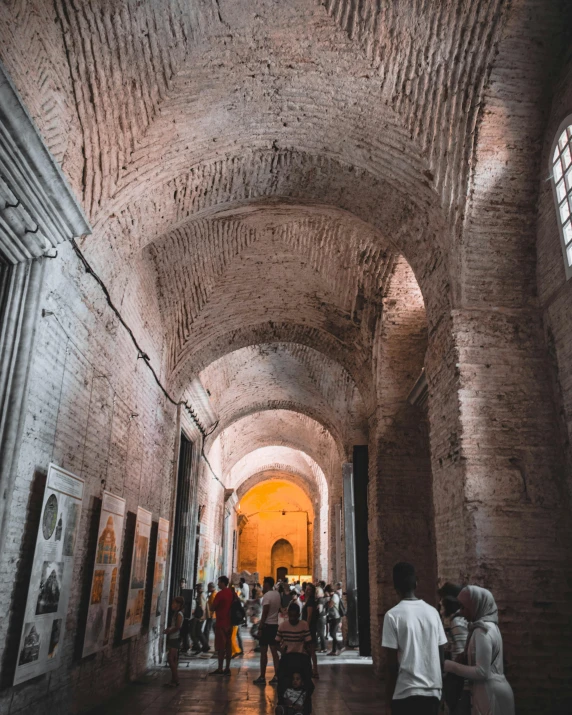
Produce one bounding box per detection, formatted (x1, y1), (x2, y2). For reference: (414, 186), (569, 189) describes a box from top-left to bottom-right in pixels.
(368, 258), (435, 671)
(537, 56), (572, 505)
(0, 242), (190, 715)
(1, 1), (572, 711)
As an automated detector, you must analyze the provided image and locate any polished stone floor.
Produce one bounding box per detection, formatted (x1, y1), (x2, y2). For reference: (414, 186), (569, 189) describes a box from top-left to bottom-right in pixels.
(88, 632), (384, 714)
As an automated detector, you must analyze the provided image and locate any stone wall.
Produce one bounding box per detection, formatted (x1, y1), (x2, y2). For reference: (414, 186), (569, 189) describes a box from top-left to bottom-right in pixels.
(0, 242), (202, 714)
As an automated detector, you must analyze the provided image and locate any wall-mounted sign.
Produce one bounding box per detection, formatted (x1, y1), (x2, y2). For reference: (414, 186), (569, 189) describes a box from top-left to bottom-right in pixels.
(14, 464), (84, 685)
(82, 491), (126, 657)
(150, 517), (169, 630)
(122, 506), (152, 639)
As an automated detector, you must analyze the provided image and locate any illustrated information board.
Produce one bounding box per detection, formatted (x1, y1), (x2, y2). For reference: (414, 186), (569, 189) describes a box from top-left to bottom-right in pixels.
(14, 464), (84, 685)
(123, 506), (152, 639)
(150, 517), (169, 630)
(83, 491), (126, 657)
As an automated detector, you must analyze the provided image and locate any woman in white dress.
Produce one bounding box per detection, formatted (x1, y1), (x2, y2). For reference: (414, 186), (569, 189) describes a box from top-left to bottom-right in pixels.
(444, 586), (515, 715)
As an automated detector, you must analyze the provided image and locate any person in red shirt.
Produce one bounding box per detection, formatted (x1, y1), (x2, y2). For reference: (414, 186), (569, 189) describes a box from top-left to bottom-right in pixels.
(209, 576), (234, 676)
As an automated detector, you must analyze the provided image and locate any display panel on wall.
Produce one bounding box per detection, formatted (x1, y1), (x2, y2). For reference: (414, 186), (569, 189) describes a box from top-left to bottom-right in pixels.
(14, 464), (84, 685)
(82, 491), (126, 657)
(123, 506), (152, 639)
(150, 517), (169, 630)
(197, 535), (223, 587)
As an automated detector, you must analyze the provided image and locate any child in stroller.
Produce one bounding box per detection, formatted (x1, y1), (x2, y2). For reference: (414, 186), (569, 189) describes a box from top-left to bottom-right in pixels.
(274, 603), (315, 715)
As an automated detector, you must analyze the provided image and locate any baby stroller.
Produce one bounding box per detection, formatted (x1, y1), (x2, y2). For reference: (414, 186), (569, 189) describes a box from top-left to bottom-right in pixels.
(275, 652), (314, 714)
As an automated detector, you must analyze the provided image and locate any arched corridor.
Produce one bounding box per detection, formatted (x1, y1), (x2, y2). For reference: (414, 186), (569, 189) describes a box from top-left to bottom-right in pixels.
(1, 1), (572, 714)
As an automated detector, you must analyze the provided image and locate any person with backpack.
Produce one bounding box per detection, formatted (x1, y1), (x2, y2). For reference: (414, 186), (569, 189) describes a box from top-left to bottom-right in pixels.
(324, 585), (341, 656)
(209, 576), (234, 676)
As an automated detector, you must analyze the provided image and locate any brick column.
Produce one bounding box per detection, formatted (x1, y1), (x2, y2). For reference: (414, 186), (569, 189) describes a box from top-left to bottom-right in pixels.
(427, 307), (572, 714)
(368, 258), (437, 670)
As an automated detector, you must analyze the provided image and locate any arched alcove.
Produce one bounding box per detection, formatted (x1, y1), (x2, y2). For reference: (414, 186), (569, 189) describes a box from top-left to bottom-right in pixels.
(271, 539), (294, 582)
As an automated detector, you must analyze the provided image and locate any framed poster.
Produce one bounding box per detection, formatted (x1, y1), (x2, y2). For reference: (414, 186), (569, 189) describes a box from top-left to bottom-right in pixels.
(14, 464), (84, 685)
(122, 506), (152, 639)
(150, 517), (169, 630)
(197, 535), (220, 586)
(82, 491), (126, 657)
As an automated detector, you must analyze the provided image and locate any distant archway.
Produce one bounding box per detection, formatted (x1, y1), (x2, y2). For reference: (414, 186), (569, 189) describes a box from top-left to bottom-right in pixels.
(237, 479), (313, 578)
(271, 539), (294, 582)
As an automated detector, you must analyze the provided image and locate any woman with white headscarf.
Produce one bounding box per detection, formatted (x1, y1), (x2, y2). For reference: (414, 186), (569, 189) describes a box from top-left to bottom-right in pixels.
(444, 586), (514, 715)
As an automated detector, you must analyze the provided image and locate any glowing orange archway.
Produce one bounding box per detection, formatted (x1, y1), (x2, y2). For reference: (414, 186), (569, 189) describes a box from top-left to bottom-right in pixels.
(237, 479), (313, 580)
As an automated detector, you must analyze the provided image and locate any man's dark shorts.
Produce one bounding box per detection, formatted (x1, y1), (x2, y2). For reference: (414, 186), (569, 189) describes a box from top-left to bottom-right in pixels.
(258, 623), (279, 647)
(391, 696), (440, 715)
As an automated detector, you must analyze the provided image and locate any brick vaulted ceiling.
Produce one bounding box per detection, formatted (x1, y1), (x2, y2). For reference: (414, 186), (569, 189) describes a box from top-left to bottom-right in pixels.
(1, 0), (563, 485)
(2, 0), (508, 229)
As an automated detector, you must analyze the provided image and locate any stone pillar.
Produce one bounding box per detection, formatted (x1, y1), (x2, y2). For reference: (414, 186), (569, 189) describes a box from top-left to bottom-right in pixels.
(342, 462), (358, 647)
(0, 259), (46, 546)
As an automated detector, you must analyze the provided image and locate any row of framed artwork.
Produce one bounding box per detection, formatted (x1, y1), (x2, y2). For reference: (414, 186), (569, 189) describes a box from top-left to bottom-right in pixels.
(14, 463), (169, 686)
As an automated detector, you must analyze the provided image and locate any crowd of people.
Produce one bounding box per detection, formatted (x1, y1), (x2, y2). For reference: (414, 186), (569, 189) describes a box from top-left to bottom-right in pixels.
(163, 574), (345, 712)
(163, 566), (514, 715)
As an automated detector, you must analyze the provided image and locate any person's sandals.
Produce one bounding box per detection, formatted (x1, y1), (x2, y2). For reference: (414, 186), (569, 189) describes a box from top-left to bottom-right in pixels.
(223, 668), (231, 676)
(253, 676), (266, 685)
(269, 675), (278, 685)
(209, 669), (225, 675)
(327, 651), (338, 656)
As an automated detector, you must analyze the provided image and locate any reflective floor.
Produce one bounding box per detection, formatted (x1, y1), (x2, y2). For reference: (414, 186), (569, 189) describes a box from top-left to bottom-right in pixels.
(88, 632), (384, 714)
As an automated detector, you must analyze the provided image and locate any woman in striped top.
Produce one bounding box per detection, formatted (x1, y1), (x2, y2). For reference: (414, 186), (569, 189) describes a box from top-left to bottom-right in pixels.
(276, 603), (312, 654)
(276, 603), (314, 714)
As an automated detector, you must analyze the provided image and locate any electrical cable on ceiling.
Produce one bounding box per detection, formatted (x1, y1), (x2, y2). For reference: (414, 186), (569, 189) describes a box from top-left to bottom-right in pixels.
(69, 237), (217, 443)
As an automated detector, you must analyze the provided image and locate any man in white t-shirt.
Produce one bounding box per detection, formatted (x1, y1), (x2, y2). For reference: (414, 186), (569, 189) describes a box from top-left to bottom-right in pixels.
(253, 576), (281, 686)
(239, 577), (250, 602)
(382, 562), (447, 715)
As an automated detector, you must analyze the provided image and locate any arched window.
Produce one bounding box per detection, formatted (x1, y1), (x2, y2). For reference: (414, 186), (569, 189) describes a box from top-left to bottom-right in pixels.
(551, 118), (572, 279)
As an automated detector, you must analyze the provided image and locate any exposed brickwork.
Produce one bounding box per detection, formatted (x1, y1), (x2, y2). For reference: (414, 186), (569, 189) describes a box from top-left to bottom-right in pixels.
(1, 1), (572, 713)
(0, 243), (185, 714)
(367, 257), (435, 670)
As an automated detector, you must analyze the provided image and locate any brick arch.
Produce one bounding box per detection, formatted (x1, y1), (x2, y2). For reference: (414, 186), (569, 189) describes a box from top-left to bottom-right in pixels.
(231, 456), (329, 580)
(208, 407), (346, 472)
(199, 343), (368, 458)
(237, 469), (318, 510)
(171, 324), (372, 405)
